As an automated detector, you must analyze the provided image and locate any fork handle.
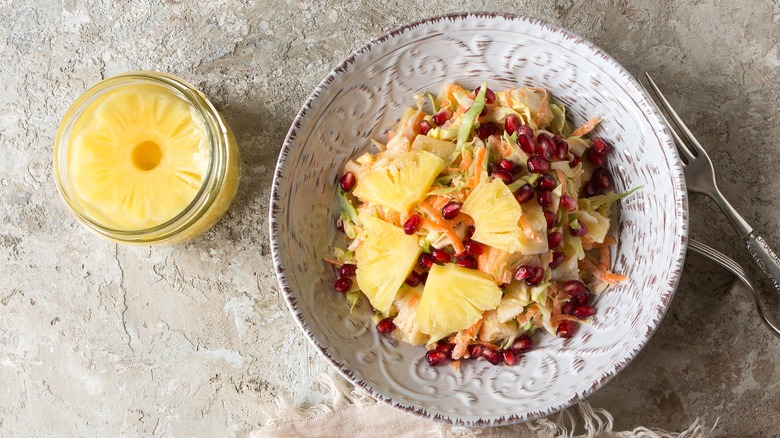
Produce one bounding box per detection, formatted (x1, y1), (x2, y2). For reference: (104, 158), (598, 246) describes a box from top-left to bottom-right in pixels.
(746, 234), (780, 293)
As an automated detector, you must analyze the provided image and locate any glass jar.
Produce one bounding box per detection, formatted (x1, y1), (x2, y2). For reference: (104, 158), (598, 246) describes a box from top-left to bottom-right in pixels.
(53, 71), (240, 245)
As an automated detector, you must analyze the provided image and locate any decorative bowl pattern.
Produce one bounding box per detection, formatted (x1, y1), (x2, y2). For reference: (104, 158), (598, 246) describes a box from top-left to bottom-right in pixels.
(270, 13), (687, 426)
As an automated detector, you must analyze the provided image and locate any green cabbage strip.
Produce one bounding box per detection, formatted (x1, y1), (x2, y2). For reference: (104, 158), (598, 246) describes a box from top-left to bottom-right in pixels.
(457, 82), (487, 149)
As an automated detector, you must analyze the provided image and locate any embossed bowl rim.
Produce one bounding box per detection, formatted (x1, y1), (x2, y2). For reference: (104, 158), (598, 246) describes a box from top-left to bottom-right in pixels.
(270, 12), (688, 426)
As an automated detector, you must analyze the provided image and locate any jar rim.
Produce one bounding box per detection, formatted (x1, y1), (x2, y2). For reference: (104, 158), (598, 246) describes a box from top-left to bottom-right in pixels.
(53, 71), (231, 244)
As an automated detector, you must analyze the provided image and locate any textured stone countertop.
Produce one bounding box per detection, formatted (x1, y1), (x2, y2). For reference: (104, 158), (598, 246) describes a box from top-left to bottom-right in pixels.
(1, 1), (779, 436)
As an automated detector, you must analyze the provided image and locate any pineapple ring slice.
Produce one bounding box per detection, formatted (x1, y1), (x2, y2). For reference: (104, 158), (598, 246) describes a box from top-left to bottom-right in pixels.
(67, 84), (210, 230)
(355, 215), (422, 315)
(415, 264), (502, 339)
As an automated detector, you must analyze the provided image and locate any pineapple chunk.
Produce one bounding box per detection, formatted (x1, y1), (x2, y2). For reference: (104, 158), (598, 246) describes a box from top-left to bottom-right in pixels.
(353, 150), (444, 213)
(462, 179), (524, 253)
(410, 135), (456, 159)
(415, 264), (502, 339)
(355, 216), (422, 315)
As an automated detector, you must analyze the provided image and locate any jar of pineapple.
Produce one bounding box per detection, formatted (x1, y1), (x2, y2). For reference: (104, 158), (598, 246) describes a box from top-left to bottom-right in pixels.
(53, 71), (240, 245)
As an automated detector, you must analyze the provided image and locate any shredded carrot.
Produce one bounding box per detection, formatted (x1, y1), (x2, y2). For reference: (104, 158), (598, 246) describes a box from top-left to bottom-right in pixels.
(452, 318), (484, 359)
(599, 246), (611, 269)
(430, 195), (451, 211)
(571, 117), (600, 137)
(555, 169), (569, 198)
(323, 258), (341, 266)
(451, 360), (461, 372)
(466, 146), (487, 189)
(459, 149), (473, 170)
(417, 201), (465, 254)
(580, 251), (628, 285)
(550, 314), (582, 325)
(474, 339), (502, 350)
(517, 304), (540, 327)
(451, 212), (474, 228)
(531, 87), (549, 125)
(384, 209), (401, 227)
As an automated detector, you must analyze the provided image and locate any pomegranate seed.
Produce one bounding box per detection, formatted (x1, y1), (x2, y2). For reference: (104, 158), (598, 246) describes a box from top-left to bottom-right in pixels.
(474, 86), (496, 104)
(518, 134), (536, 155)
(498, 159), (518, 173)
(562, 280), (590, 298)
(514, 265), (533, 281)
(418, 253), (434, 270)
(336, 217), (345, 233)
(569, 154), (581, 168)
(339, 263), (356, 277)
(340, 172), (356, 191)
(569, 219), (588, 237)
(535, 133), (554, 161)
(431, 248), (451, 264)
(436, 342), (455, 357)
(456, 255), (478, 269)
(441, 202), (462, 220)
(493, 169), (514, 185)
(479, 106), (488, 117)
(592, 167), (614, 190)
(586, 148), (605, 166)
(419, 271), (429, 284)
(547, 231), (563, 249)
(419, 120), (432, 135)
(527, 156), (550, 174)
(464, 240), (483, 256)
(403, 214), (421, 235)
(572, 293), (589, 305)
(574, 305), (596, 319)
(489, 162), (501, 175)
(514, 184), (535, 204)
(334, 277), (352, 292)
(562, 301), (576, 315)
(560, 194), (577, 211)
(468, 343), (485, 358)
(476, 123), (496, 140)
(517, 125), (534, 138)
(582, 179), (599, 197)
(466, 225), (476, 239)
(544, 210), (556, 229)
(536, 173), (557, 191)
(432, 109), (452, 126)
(556, 320), (578, 338)
(511, 335), (533, 353)
(405, 271), (421, 287)
(482, 347), (501, 365)
(550, 251), (566, 268)
(526, 266), (545, 286)
(537, 191), (553, 208)
(425, 350), (447, 366)
(553, 135), (569, 160)
(504, 114), (522, 135)
(376, 317), (396, 334)
(502, 349), (518, 365)
(591, 137), (613, 155)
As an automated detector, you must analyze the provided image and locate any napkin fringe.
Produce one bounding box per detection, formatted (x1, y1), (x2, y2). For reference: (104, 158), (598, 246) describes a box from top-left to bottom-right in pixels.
(256, 372), (713, 438)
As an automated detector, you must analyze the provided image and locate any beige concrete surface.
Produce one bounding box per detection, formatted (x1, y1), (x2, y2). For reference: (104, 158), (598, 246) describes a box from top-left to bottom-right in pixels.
(0, 0), (778, 436)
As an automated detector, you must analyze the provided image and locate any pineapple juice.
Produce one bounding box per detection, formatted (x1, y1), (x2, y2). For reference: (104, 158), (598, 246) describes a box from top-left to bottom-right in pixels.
(54, 72), (240, 244)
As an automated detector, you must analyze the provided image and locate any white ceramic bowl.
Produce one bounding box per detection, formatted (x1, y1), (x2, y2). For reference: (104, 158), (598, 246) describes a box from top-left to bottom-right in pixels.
(270, 13), (687, 426)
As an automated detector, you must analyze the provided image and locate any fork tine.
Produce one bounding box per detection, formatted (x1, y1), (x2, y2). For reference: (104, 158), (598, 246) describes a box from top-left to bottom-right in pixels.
(644, 73), (707, 158)
(641, 80), (696, 163)
(656, 107), (696, 164)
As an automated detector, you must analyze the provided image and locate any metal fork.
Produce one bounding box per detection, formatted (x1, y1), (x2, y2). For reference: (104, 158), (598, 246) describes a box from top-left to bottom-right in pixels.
(688, 240), (780, 338)
(645, 73), (780, 297)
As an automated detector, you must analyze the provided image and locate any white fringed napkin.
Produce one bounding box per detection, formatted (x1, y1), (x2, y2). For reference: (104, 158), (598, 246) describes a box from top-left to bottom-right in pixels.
(252, 373), (713, 438)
